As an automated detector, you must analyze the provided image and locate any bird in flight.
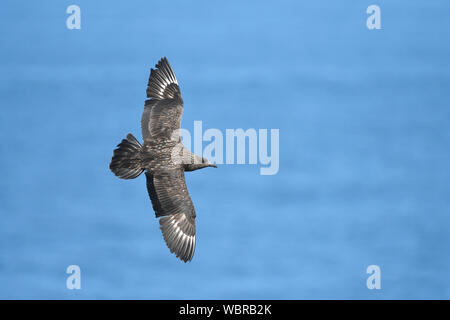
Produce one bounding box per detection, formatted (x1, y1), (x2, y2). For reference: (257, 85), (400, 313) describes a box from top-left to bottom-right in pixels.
(109, 57), (217, 262)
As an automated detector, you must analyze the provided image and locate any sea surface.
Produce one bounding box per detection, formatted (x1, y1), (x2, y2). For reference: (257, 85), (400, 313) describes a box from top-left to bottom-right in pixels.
(0, 0), (449, 299)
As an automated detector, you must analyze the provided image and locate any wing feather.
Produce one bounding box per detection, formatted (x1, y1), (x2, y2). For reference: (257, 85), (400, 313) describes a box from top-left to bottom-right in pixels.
(146, 57), (179, 100)
(145, 169), (196, 262)
(141, 57), (184, 142)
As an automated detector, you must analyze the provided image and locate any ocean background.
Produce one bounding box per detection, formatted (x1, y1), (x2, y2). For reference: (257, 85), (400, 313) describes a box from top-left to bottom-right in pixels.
(0, 0), (449, 299)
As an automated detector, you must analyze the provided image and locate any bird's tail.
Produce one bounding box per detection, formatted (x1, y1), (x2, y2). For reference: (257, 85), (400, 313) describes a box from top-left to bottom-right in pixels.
(109, 134), (144, 179)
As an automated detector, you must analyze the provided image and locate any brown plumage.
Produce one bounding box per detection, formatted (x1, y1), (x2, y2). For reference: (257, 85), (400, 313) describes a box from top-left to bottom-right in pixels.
(109, 57), (216, 262)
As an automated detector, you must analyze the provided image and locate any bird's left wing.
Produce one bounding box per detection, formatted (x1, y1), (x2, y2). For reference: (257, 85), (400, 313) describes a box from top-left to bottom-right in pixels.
(145, 168), (196, 262)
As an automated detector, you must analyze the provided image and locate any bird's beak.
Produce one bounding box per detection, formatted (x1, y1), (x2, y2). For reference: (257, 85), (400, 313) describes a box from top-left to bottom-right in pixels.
(210, 164), (218, 168)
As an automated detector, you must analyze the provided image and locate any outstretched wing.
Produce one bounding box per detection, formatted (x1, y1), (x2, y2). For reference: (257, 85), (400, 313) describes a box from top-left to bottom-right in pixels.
(145, 168), (196, 262)
(141, 57), (184, 142)
(146, 57), (180, 100)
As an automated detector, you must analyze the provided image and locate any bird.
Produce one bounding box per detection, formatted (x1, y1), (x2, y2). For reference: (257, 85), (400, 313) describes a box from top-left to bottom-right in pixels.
(109, 57), (217, 262)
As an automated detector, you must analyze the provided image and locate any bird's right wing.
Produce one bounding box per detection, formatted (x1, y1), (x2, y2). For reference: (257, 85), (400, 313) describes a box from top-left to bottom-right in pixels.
(145, 168), (196, 262)
(141, 57), (184, 142)
(146, 57), (180, 100)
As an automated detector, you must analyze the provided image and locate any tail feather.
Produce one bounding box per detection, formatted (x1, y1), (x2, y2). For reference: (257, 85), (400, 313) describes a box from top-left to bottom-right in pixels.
(109, 134), (144, 179)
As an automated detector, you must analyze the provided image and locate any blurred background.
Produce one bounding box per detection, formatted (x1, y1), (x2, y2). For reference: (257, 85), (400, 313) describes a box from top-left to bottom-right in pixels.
(0, 0), (449, 299)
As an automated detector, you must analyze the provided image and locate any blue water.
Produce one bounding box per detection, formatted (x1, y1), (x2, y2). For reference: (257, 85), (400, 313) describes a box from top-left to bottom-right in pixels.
(1, 0), (449, 299)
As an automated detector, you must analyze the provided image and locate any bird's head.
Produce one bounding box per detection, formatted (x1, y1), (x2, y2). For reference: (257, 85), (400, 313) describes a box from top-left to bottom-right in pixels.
(202, 157), (217, 168)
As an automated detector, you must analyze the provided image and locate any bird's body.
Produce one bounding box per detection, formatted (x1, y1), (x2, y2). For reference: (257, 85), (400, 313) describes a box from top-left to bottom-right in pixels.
(109, 57), (216, 262)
